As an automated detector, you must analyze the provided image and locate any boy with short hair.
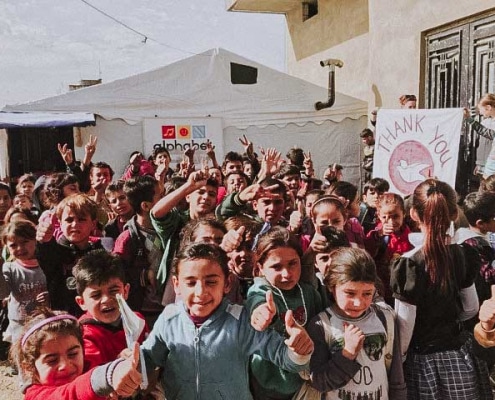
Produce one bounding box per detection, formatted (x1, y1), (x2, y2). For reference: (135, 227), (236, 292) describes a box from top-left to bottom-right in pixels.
(221, 151), (243, 175)
(224, 171), (249, 195)
(215, 177), (288, 227)
(223, 215), (262, 304)
(12, 194), (33, 211)
(113, 176), (164, 323)
(312, 226), (350, 307)
(151, 170), (218, 306)
(104, 180), (135, 240)
(74, 249), (148, 370)
(276, 164), (301, 199)
(358, 177), (390, 234)
(37, 193), (104, 316)
(89, 161), (115, 229)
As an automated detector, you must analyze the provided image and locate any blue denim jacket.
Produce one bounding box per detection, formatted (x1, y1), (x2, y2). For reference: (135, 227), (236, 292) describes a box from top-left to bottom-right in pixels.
(141, 298), (310, 400)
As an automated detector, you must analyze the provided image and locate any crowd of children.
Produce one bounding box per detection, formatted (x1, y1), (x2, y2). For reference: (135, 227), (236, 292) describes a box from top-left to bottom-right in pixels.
(0, 110), (495, 400)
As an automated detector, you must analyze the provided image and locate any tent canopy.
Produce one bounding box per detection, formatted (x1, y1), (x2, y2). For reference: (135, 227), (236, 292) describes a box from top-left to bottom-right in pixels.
(4, 48), (367, 127)
(0, 111), (95, 128)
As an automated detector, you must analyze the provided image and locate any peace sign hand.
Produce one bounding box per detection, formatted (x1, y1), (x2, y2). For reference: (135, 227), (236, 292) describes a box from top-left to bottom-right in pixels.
(239, 134), (254, 157)
(85, 134), (97, 155)
(205, 140), (216, 160)
(57, 143), (74, 165)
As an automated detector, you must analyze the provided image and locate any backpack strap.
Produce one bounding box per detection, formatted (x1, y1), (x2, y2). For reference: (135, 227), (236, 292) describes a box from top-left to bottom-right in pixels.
(373, 302), (395, 375)
(318, 308), (333, 345)
(320, 304), (395, 374)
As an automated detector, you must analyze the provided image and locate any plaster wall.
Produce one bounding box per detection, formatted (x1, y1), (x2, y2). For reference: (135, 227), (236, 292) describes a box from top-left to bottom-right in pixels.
(286, 0), (369, 102)
(285, 0), (495, 109)
(369, 0), (495, 109)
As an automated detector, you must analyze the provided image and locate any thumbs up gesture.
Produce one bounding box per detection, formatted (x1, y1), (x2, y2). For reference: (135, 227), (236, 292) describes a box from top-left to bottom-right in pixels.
(111, 342), (142, 397)
(220, 226), (246, 253)
(36, 211), (56, 243)
(289, 205), (303, 233)
(480, 286), (495, 332)
(251, 290), (277, 331)
(284, 310), (314, 356)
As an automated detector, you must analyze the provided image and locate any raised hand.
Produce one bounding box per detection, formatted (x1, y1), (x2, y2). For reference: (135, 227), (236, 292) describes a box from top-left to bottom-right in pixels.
(303, 151), (313, 172)
(110, 342), (142, 397)
(309, 231), (328, 253)
(57, 143), (74, 165)
(284, 310), (314, 356)
(296, 180), (309, 200)
(251, 290), (277, 331)
(262, 147), (283, 177)
(82, 134), (98, 166)
(220, 226), (246, 253)
(342, 322), (365, 360)
(381, 217), (395, 235)
(187, 169), (208, 189)
(155, 163), (168, 182)
(239, 134), (254, 157)
(184, 147), (195, 163)
(36, 211), (56, 243)
(238, 183), (280, 203)
(289, 201), (304, 233)
(206, 140), (216, 159)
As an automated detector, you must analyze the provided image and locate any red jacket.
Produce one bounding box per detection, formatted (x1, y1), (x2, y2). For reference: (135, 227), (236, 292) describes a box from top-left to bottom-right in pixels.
(79, 311), (148, 371)
(25, 369), (105, 400)
(365, 223), (413, 304)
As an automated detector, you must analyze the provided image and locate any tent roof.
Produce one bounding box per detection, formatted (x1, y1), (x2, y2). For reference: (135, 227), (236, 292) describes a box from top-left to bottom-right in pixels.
(0, 111), (95, 128)
(4, 48), (367, 128)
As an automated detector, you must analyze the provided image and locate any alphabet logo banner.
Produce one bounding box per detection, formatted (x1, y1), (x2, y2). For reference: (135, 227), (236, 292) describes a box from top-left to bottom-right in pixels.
(373, 108), (463, 195)
(144, 118), (224, 166)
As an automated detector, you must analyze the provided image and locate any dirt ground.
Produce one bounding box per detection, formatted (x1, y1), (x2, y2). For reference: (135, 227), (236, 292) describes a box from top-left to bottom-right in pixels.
(0, 360), (22, 400)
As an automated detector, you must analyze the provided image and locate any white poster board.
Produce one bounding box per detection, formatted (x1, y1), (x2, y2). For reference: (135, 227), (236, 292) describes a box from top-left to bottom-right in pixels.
(143, 118), (224, 168)
(373, 108), (463, 196)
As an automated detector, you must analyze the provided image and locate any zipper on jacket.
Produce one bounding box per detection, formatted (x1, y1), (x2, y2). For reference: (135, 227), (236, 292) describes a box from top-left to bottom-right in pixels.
(194, 327), (200, 400)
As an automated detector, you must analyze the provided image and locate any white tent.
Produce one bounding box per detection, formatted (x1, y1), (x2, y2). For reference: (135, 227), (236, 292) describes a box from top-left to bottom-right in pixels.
(4, 48), (367, 183)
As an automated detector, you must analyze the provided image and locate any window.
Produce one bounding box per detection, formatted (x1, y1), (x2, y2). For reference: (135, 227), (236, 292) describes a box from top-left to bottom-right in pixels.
(303, 0), (318, 21)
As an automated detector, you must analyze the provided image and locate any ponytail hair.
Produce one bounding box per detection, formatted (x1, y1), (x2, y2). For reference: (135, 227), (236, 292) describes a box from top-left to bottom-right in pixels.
(412, 179), (457, 292)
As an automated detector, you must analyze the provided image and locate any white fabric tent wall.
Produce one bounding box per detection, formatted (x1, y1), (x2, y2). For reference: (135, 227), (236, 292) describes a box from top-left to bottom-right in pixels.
(75, 115), (366, 186)
(74, 118), (142, 176)
(224, 117), (366, 186)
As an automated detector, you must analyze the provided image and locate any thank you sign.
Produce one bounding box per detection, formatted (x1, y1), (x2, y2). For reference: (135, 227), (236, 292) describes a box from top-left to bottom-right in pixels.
(373, 108), (463, 195)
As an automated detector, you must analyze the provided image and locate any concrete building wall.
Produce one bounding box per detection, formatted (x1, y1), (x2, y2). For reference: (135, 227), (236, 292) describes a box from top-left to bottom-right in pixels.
(284, 0), (495, 109)
(369, 0), (495, 109)
(285, 0), (369, 102)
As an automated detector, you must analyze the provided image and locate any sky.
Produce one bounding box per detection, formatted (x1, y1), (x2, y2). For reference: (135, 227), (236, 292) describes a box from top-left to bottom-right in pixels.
(0, 0), (286, 108)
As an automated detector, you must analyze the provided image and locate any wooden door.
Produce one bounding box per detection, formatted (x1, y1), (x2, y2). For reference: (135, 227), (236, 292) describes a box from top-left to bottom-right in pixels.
(425, 11), (495, 195)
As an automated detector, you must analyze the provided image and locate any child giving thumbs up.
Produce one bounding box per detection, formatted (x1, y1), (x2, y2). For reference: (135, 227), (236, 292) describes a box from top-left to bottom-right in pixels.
(284, 309), (314, 356)
(251, 290), (277, 331)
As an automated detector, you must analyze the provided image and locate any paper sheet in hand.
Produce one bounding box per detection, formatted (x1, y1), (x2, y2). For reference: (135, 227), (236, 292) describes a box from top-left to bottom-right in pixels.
(116, 293), (148, 389)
